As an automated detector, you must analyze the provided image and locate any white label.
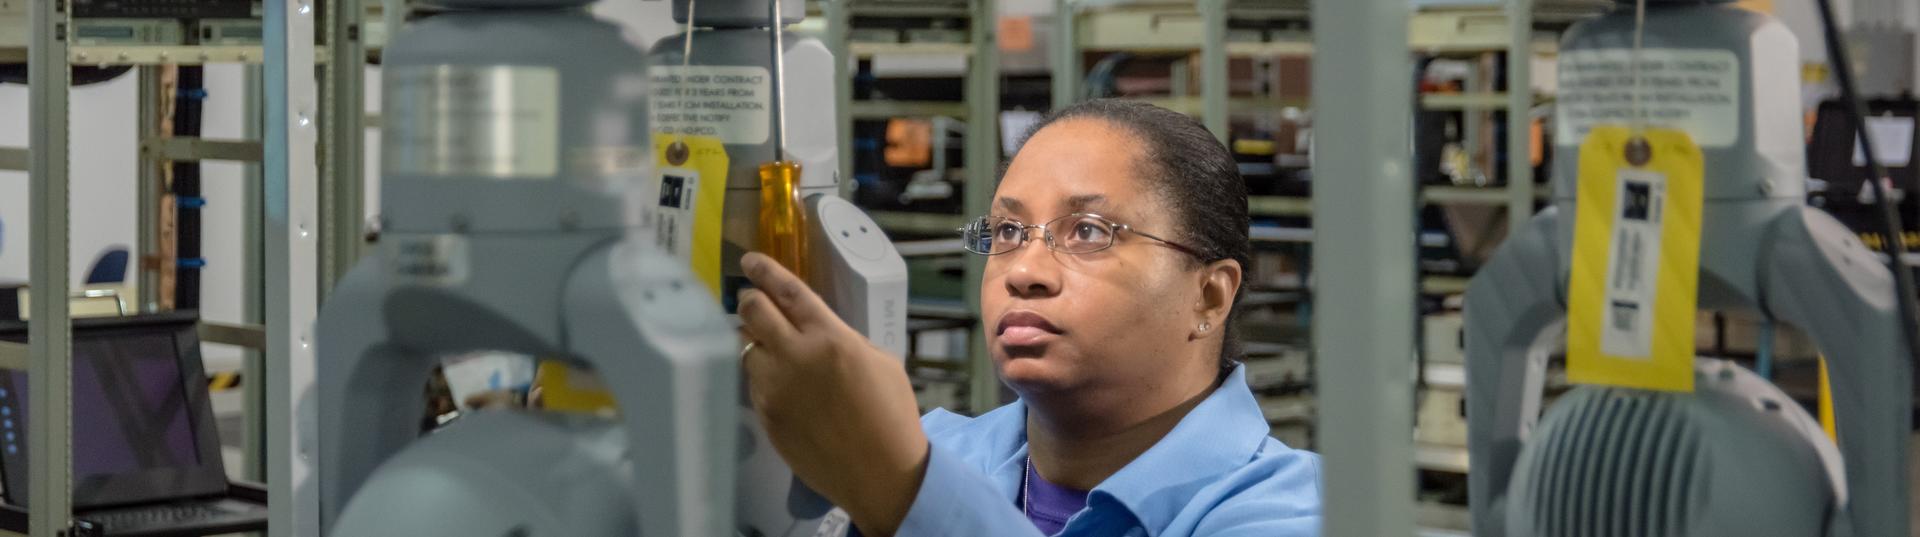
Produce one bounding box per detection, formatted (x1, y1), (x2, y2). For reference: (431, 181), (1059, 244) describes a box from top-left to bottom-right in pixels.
(1854, 116), (1915, 167)
(642, 167), (701, 259)
(387, 234), (470, 287)
(441, 352), (536, 410)
(1556, 49), (1741, 148)
(1599, 168), (1667, 358)
(385, 65), (560, 178)
(812, 509), (852, 537)
(648, 65), (772, 145)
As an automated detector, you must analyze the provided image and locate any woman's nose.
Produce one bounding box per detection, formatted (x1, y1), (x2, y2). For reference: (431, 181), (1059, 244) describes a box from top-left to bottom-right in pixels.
(1001, 235), (1062, 299)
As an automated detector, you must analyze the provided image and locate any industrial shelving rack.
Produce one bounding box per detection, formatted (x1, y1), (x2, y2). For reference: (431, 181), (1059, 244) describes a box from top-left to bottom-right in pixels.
(815, 0), (1003, 414)
(0, 0), (386, 533)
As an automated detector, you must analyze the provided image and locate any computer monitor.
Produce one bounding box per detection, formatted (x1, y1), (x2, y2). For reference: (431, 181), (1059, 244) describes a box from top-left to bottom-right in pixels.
(0, 312), (228, 509)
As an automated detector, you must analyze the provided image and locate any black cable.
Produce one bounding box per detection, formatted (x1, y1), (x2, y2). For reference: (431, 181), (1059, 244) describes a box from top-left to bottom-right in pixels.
(173, 66), (206, 310)
(1812, 0), (1920, 366)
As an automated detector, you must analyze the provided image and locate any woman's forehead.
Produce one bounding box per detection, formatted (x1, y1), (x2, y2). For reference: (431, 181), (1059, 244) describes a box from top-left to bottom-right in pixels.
(995, 120), (1159, 221)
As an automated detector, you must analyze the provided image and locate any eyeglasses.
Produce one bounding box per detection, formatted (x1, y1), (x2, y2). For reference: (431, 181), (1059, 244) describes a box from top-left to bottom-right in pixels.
(959, 213), (1207, 259)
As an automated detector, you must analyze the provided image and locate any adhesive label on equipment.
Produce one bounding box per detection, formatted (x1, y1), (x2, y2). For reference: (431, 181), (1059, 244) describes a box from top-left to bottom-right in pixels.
(649, 65), (773, 145)
(648, 168), (700, 257)
(387, 234), (470, 287)
(1598, 168), (1666, 358)
(1556, 49), (1741, 148)
(385, 65), (561, 178)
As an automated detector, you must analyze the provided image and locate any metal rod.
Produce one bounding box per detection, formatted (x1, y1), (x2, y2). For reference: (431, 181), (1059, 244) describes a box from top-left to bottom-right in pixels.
(1051, 0), (1079, 109)
(383, 0), (403, 50)
(138, 66), (163, 312)
(1200, 0), (1229, 142)
(964, 0), (1001, 414)
(241, 64), (268, 483)
(769, 0), (788, 161)
(265, 0), (322, 534)
(1311, 0), (1417, 535)
(27, 0), (73, 534)
(1504, 0), (1535, 235)
(826, 0), (853, 186)
(322, 0), (368, 300)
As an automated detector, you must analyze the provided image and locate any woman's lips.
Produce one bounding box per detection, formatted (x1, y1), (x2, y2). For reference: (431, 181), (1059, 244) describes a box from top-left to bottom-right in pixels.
(997, 310), (1062, 347)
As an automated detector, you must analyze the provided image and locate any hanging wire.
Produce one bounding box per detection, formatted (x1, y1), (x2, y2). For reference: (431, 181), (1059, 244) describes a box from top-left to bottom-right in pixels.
(682, 0), (697, 70)
(1812, 0), (1920, 372)
(1629, 0), (1648, 136)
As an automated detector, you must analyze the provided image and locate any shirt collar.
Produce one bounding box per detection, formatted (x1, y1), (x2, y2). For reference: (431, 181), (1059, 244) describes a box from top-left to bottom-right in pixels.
(938, 365), (1275, 535)
(1084, 364), (1272, 536)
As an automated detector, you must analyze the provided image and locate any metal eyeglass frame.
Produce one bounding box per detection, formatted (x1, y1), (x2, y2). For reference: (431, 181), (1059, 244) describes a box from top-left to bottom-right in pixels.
(959, 213), (1207, 259)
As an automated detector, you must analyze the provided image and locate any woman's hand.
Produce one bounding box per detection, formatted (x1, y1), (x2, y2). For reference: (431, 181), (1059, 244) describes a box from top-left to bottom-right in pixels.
(737, 252), (930, 536)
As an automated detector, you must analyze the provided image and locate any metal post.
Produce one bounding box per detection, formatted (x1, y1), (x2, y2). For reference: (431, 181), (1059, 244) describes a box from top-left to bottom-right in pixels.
(826, 0), (854, 189)
(27, 0), (73, 535)
(1199, 0), (1229, 142)
(137, 66), (164, 312)
(322, 0), (367, 300)
(1504, 0), (1534, 231)
(241, 65), (268, 482)
(1310, 0), (1416, 536)
(1462, 62), (1483, 184)
(1170, 58), (1189, 101)
(265, 0), (322, 535)
(1050, 0), (1078, 109)
(383, 0), (404, 48)
(965, 0), (1001, 415)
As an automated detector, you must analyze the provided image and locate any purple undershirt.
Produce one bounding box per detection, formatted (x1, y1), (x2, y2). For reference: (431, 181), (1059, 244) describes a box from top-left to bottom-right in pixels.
(1019, 460), (1091, 536)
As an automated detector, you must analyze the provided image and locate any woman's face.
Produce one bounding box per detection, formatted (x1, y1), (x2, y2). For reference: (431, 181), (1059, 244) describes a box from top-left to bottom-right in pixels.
(983, 119), (1210, 403)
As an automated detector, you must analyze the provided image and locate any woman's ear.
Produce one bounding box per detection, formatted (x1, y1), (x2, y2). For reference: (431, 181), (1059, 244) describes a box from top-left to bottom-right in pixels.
(1194, 259), (1243, 335)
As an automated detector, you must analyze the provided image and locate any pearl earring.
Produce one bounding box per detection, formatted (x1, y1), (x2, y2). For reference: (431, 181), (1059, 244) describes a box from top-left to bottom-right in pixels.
(1199, 322), (1211, 333)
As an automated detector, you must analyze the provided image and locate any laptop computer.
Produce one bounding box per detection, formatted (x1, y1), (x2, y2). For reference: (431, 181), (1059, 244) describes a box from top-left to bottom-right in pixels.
(0, 312), (267, 537)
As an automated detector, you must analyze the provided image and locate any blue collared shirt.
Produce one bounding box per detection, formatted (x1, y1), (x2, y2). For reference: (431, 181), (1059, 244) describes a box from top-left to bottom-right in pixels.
(895, 365), (1322, 537)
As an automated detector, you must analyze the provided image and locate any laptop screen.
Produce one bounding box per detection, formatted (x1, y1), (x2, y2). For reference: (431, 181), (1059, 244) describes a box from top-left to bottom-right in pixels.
(6, 332), (202, 477)
(0, 313), (228, 508)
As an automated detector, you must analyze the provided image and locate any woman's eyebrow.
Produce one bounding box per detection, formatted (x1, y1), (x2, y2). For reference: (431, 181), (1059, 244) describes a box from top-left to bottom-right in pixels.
(1063, 194), (1108, 213)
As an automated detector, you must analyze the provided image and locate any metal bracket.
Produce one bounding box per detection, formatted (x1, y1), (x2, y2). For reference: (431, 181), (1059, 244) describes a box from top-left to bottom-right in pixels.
(0, 147), (24, 171)
(199, 322), (269, 351)
(142, 138), (266, 162)
(0, 341), (23, 371)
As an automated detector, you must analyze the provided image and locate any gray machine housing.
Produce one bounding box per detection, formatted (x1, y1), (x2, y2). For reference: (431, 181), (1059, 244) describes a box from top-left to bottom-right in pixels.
(1503, 360), (1846, 537)
(321, 1), (910, 537)
(329, 412), (642, 537)
(316, 5), (743, 537)
(1466, 2), (1911, 536)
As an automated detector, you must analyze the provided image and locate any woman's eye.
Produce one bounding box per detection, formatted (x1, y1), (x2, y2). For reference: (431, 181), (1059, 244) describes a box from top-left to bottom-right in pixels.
(1073, 222), (1111, 242)
(995, 223), (1024, 241)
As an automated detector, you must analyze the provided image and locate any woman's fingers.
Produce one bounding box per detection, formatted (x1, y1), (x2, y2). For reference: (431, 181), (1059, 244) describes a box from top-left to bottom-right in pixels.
(741, 253), (841, 333)
(737, 287), (798, 353)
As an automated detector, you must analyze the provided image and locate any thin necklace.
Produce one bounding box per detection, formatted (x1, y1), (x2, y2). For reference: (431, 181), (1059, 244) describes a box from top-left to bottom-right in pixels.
(1021, 454), (1033, 518)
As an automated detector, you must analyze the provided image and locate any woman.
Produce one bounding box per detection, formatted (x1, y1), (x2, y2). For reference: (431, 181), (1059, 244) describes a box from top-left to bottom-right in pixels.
(736, 99), (1322, 537)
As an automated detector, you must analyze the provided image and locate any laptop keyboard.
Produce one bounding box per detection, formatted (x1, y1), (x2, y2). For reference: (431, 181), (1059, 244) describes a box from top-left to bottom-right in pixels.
(85, 503), (233, 530)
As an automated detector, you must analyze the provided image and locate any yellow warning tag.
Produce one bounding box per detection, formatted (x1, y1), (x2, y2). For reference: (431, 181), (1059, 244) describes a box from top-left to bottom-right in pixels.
(650, 135), (731, 298)
(1566, 125), (1704, 392)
